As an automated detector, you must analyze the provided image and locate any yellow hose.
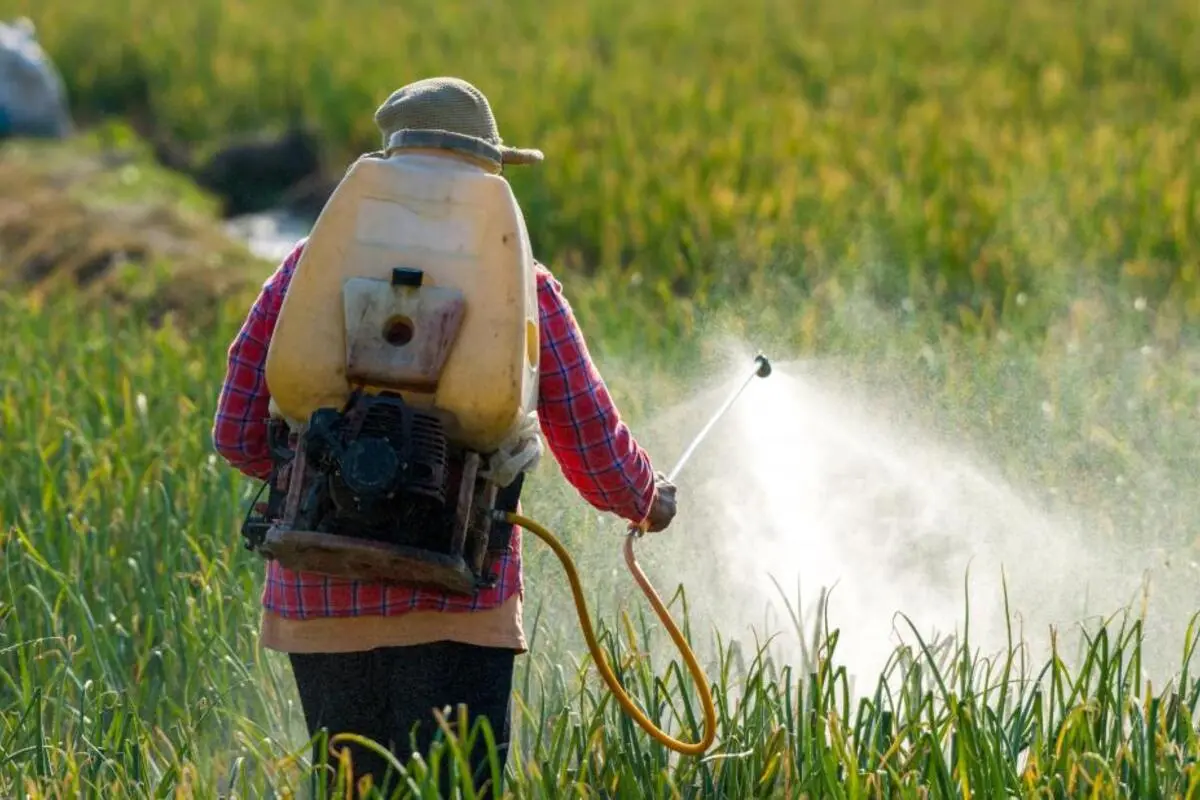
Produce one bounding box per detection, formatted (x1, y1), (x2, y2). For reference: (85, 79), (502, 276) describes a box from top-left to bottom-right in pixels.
(505, 511), (718, 756)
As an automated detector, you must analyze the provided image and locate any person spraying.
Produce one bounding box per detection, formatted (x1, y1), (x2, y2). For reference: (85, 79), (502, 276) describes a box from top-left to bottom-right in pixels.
(211, 76), (678, 796)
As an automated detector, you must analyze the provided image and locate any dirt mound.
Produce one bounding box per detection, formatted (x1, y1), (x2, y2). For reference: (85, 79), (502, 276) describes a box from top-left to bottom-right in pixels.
(0, 135), (267, 328)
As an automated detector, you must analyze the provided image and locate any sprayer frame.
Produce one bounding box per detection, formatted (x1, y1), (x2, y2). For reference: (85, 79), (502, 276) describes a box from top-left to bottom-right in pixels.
(252, 417), (508, 595)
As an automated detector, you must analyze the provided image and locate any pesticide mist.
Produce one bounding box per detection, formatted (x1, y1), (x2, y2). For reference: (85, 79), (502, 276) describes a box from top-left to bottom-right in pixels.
(634, 347), (1196, 692)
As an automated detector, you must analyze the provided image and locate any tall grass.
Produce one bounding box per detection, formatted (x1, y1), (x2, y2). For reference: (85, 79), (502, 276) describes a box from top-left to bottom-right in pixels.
(2, 283), (1200, 798)
(10, 0), (1200, 353)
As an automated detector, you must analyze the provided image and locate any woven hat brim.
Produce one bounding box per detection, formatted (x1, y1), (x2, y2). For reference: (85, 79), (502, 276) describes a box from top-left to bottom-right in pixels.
(500, 147), (544, 165)
(385, 129), (544, 167)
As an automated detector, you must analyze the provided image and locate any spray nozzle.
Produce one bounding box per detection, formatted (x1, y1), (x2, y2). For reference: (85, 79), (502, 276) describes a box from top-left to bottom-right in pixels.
(754, 353), (772, 378)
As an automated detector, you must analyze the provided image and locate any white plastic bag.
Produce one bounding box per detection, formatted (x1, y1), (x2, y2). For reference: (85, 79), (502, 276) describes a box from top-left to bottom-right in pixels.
(481, 412), (543, 487)
(0, 17), (73, 139)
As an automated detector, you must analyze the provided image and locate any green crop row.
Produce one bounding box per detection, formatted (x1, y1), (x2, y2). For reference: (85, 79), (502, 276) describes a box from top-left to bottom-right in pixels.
(3, 268), (1200, 796)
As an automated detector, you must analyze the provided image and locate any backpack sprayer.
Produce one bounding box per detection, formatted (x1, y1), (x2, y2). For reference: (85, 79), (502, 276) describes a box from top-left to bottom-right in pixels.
(236, 139), (772, 757)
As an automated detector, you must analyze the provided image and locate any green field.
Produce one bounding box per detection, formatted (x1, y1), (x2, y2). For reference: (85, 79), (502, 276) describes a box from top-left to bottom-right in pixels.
(3, 0), (1200, 796)
(14, 0), (1200, 348)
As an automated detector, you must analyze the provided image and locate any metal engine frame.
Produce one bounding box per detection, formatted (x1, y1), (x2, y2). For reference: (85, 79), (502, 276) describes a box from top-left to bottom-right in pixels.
(241, 391), (517, 595)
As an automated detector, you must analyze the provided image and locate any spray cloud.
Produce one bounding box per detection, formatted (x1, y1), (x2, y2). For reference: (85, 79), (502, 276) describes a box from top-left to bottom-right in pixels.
(632, 347), (1193, 691)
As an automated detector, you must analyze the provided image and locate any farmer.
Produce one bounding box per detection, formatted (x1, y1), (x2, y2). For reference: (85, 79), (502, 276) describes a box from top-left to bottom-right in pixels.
(211, 77), (678, 796)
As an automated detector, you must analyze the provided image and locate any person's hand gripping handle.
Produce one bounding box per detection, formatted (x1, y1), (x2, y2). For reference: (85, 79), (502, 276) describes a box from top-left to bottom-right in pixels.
(629, 472), (678, 537)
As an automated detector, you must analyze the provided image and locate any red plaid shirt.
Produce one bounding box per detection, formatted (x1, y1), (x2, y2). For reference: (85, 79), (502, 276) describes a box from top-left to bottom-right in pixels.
(213, 239), (656, 619)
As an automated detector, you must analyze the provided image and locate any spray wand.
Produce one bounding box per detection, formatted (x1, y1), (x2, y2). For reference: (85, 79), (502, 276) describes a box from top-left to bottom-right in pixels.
(651, 352), (772, 496)
(503, 352), (772, 756)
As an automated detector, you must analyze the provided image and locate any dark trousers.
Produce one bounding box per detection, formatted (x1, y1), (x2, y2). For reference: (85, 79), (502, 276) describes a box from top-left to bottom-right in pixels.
(289, 641), (516, 798)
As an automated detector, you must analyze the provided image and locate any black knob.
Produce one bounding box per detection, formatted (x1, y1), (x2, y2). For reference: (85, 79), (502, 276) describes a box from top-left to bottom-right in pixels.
(392, 267), (424, 287)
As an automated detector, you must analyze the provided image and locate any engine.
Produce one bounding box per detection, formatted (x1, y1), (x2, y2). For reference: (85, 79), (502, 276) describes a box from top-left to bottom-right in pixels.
(299, 392), (456, 551)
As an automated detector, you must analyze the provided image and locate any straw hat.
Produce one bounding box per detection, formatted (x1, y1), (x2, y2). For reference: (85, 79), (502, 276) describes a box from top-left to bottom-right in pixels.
(373, 77), (543, 169)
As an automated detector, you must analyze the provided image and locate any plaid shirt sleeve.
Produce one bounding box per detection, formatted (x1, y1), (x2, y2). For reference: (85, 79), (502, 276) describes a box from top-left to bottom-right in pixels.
(211, 240), (305, 480)
(534, 263), (657, 523)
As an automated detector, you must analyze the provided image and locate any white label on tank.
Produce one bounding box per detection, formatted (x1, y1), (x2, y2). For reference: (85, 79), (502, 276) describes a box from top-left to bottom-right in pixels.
(355, 198), (478, 256)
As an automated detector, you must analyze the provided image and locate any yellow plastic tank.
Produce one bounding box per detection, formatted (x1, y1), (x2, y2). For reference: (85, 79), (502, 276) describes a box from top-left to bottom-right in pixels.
(264, 149), (540, 453)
